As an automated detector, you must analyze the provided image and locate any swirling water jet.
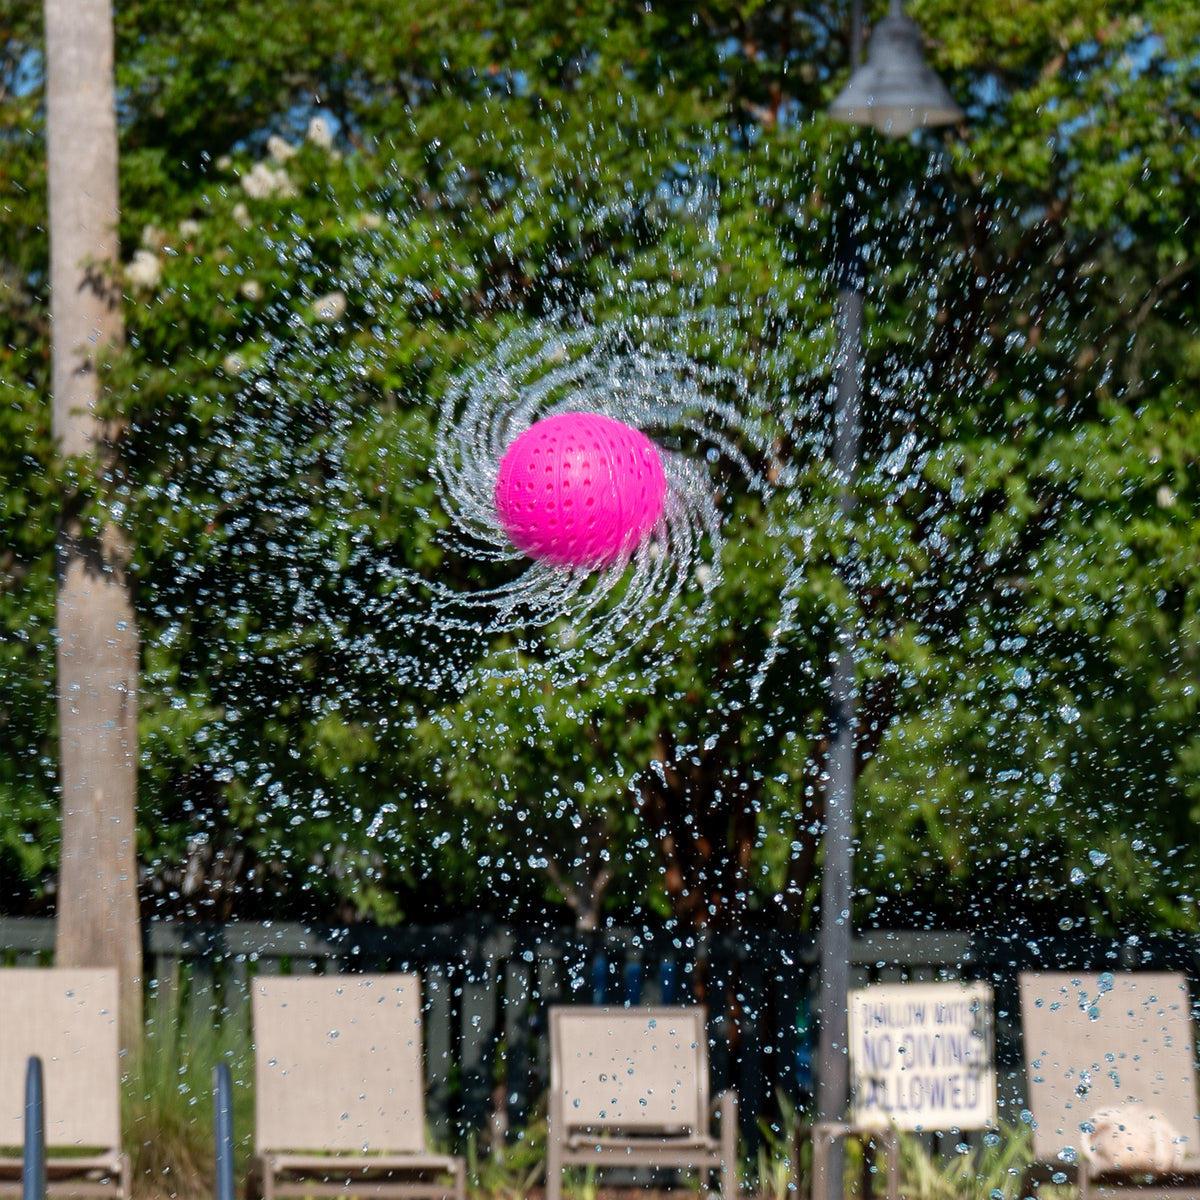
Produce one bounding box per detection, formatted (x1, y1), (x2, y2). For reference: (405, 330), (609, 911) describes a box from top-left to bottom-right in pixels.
(160, 294), (813, 789)
(380, 310), (793, 696)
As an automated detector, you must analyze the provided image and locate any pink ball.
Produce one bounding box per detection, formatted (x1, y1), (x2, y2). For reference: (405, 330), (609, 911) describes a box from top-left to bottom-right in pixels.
(494, 412), (667, 568)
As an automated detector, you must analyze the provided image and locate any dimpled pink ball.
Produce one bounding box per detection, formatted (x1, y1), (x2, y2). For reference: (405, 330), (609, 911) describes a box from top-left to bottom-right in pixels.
(494, 412), (667, 568)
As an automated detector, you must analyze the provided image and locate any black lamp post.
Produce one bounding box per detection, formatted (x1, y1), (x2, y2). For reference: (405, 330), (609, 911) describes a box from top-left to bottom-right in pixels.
(813, 4), (962, 1199)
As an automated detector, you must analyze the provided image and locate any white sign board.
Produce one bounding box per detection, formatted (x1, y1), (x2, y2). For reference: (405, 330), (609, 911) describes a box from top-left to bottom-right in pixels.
(849, 981), (996, 1131)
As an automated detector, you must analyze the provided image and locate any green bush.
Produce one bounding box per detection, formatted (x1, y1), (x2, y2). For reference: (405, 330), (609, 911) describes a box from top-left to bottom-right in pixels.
(123, 989), (253, 1200)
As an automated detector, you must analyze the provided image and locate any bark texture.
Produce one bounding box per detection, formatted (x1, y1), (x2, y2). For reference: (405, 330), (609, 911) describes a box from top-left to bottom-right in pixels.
(45, 0), (143, 1048)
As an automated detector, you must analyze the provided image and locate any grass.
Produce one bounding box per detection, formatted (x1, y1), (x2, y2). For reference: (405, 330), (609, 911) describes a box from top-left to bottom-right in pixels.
(750, 1096), (1074, 1200)
(123, 985), (253, 1200)
(465, 1121), (547, 1200)
(898, 1126), (1077, 1200)
(900, 1128), (1031, 1200)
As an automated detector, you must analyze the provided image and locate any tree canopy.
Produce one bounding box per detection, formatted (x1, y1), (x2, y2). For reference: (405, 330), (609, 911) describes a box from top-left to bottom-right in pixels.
(2, 0), (1198, 935)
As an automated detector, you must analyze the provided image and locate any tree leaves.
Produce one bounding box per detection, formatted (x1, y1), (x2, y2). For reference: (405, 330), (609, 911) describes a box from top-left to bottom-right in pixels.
(1, 0), (1198, 933)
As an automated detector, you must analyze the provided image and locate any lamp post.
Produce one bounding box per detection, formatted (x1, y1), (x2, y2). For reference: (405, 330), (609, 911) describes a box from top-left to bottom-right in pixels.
(828, 0), (963, 135)
(813, 4), (962, 1199)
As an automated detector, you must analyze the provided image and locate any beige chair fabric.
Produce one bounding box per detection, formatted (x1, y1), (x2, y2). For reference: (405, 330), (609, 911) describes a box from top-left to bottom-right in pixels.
(0, 967), (131, 1200)
(546, 1005), (737, 1200)
(248, 974), (464, 1200)
(1019, 971), (1200, 1199)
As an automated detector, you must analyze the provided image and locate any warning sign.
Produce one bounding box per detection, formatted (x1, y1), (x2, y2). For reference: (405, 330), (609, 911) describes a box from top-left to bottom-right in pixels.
(849, 981), (996, 1131)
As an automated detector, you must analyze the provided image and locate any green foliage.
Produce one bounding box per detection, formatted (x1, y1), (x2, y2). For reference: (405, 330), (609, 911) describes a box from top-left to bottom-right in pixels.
(463, 1122), (546, 1200)
(1, 0), (1199, 934)
(897, 1125), (1050, 1200)
(756, 1105), (1051, 1200)
(123, 987), (253, 1200)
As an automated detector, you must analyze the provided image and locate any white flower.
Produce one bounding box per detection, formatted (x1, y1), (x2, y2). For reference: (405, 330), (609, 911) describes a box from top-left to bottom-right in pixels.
(215, 154), (233, 171)
(141, 224), (169, 251)
(221, 351), (247, 376)
(355, 211), (384, 231)
(239, 279), (264, 302)
(307, 114), (335, 150)
(241, 161), (296, 200)
(178, 218), (202, 239)
(267, 134), (297, 163)
(125, 249), (162, 291)
(231, 202), (253, 228)
(312, 290), (347, 322)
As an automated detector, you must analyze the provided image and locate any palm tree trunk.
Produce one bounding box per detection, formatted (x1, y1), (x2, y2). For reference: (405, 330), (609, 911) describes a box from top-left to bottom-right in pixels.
(44, 0), (143, 1049)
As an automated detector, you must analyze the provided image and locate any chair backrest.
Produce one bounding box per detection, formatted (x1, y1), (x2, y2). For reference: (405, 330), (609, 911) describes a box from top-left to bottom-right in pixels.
(252, 973), (427, 1155)
(549, 1006), (709, 1136)
(1019, 972), (1200, 1164)
(0, 967), (121, 1152)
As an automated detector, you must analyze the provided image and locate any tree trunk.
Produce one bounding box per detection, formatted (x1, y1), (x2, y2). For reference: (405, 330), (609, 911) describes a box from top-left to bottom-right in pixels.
(44, 0), (143, 1049)
(637, 729), (759, 933)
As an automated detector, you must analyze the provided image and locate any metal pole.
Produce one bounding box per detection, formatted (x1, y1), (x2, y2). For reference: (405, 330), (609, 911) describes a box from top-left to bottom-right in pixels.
(815, 146), (865, 1200)
(23, 1056), (46, 1200)
(814, 4), (961, 1188)
(213, 1062), (236, 1200)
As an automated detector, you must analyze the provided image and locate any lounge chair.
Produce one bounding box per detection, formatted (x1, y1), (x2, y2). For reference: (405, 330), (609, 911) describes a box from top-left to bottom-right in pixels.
(545, 1004), (737, 1200)
(247, 973), (465, 1200)
(1019, 971), (1200, 1198)
(0, 967), (131, 1200)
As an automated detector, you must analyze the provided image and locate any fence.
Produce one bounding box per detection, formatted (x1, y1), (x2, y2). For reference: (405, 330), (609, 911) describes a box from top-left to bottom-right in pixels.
(4, 916), (1200, 1152)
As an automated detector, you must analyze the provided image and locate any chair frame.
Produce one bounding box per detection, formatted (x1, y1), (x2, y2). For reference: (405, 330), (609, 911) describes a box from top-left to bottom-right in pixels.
(247, 973), (464, 1200)
(0, 968), (131, 1200)
(546, 1005), (737, 1200)
(1019, 971), (1200, 1200)
(800, 1122), (900, 1200)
